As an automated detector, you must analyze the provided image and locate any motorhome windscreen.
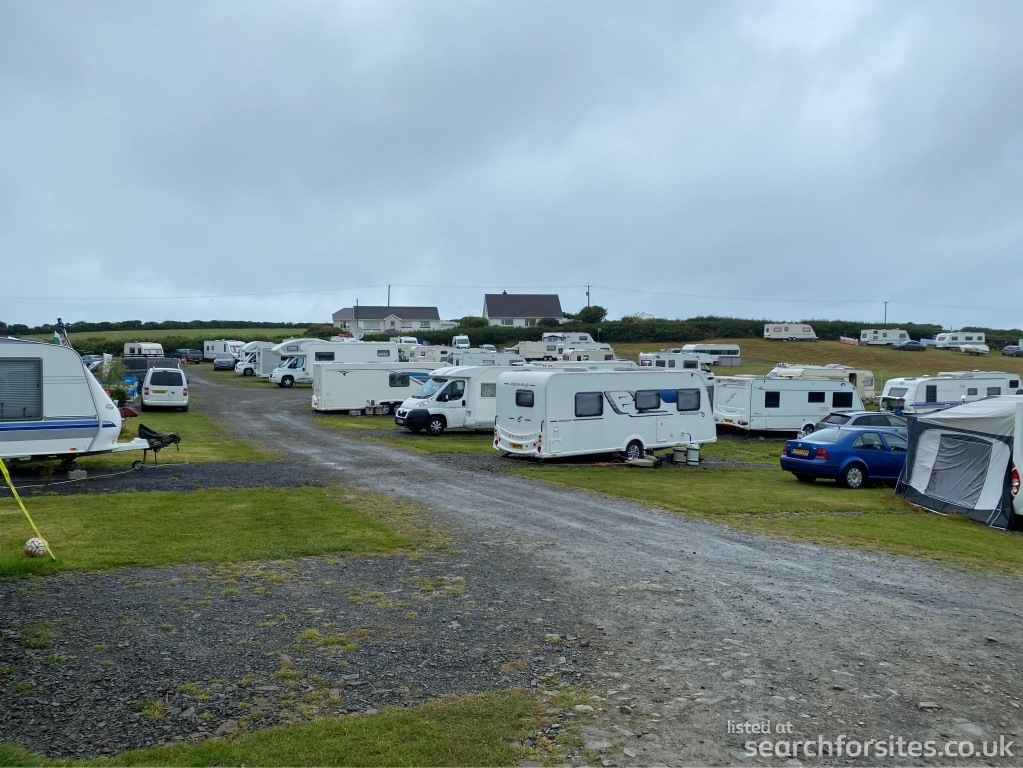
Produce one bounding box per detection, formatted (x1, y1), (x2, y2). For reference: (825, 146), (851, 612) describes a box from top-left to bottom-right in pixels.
(413, 378), (447, 398)
(0, 358), (43, 420)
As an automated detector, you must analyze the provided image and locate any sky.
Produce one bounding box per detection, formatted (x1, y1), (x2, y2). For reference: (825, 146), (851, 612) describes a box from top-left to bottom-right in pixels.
(1, 0), (1021, 331)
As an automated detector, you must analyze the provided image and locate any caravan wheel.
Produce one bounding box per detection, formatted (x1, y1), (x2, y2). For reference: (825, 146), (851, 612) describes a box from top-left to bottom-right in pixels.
(379, 402), (392, 416)
(625, 440), (644, 460)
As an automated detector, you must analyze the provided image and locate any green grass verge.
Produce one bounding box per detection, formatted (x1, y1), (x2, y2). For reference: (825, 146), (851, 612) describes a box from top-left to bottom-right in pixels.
(510, 465), (1023, 575)
(0, 691), (535, 767)
(699, 437), (784, 463)
(0, 487), (409, 578)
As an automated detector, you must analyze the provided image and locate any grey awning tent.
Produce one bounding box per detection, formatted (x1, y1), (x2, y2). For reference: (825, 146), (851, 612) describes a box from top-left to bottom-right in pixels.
(896, 396), (1023, 530)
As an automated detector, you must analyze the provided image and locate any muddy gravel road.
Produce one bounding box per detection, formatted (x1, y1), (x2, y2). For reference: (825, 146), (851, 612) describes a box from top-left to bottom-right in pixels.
(176, 370), (1023, 766)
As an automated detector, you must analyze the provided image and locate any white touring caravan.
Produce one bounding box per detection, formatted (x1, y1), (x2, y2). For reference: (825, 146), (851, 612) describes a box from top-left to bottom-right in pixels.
(395, 364), (523, 435)
(639, 352), (714, 382)
(269, 341), (401, 388)
(0, 338), (151, 463)
(859, 329), (909, 346)
(764, 324), (817, 341)
(560, 345), (616, 362)
(878, 371), (1021, 415)
(234, 342), (279, 377)
(768, 363), (875, 402)
(448, 350), (525, 367)
(409, 346), (455, 363)
(312, 363), (441, 415)
(714, 375), (863, 434)
(678, 344), (741, 365)
(123, 342), (164, 357)
(494, 367), (716, 460)
(934, 331), (986, 349)
(510, 333), (600, 361)
(203, 339), (244, 361)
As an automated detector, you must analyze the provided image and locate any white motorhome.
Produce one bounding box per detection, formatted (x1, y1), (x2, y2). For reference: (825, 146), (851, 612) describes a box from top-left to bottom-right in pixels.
(451, 334), (470, 349)
(0, 338), (151, 463)
(859, 329), (909, 346)
(203, 339), (244, 361)
(123, 342), (164, 357)
(312, 362), (441, 415)
(678, 344), (741, 364)
(935, 331), (986, 349)
(269, 341), (401, 388)
(409, 346), (456, 363)
(543, 332), (594, 345)
(764, 324), (817, 341)
(494, 367), (716, 460)
(714, 375), (863, 434)
(395, 364), (525, 435)
(768, 363), (875, 402)
(234, 342), (278, 377)
(878, 371), (1022, 415)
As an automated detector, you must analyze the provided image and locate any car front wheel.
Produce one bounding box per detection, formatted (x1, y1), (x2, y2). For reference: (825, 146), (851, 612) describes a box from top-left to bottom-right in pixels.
(840, 464), (867, 489)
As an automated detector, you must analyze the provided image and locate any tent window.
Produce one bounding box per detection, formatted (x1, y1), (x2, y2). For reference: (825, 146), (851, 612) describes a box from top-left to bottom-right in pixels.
(924, 434), (991, 508)
(808, 391), (825, 403)
(765, 391), (780, 408)
(832, 392), (854, 408)
(0, 358), (43, 421)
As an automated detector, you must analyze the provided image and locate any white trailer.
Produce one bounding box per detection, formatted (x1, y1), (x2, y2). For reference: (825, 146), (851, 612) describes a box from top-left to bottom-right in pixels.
(494, 367), (715, 460)
(0, 338), (151, 463)
(395, 364), (527, 435)
(511, 339), (564, 361)
(934, 331), (986, 349)
(878, 371), (1022, 415)
(312, 363), (442, 415)
(543, 331), (594, 345)
(764, 324), (817, 341)
(449, 350), (525, 366)
(234, 342), (278, 376)
(123, 342), (165, 357)
(560, 345), (616, 362)
(714, 375), (863, 434)
(859, 328), (909, 346)
(677, 344), (741, 364)
(269, 341), (401, 387)
(409, 346), (456, 363)
(203, 339), (244, 361)
(768, 363), (875, 402)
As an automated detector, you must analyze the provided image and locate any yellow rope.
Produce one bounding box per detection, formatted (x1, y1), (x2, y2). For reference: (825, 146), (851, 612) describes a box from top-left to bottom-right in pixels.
(0, 458), (57, 560)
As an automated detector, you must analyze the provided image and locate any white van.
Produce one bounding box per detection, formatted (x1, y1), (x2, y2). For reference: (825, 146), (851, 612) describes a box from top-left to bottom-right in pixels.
(714, 375), (862, 433)
(141, 367), (189, 412)
(494, 367), (716, 460)
(451, 334), (470, 349)
(395, 364), (520, 435)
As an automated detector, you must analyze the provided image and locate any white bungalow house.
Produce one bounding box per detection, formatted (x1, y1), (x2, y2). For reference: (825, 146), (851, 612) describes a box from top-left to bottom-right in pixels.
(331, 306), (442, 334)
(482, 293), (563, 327)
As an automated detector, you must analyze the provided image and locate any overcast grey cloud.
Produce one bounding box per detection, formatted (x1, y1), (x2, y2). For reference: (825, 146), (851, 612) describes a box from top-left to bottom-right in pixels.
(1, 0), (1020, 329)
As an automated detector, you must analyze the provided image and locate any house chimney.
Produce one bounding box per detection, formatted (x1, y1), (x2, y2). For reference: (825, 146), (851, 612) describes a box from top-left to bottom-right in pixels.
(502, 290), (507, 294)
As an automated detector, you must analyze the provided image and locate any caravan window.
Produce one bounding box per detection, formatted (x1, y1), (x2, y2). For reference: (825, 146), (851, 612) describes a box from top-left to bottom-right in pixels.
(575, 392), (603, 417)
(315, 351), (335, 362)
(676, 388), (701, 411)
(515, 390), (534, 407)
(634, 390), (661, 411)
(480, 383), (496, 398)
(1013, 379), (1020, 388)
(389, 373), (410, 388)
(967, 388), (978, 396)
(987, 387), (1001, 396)
(765, 391), (780, 408)
(925, 385), (937, 403)
(832, 392), (854, 408)
(0, 358), (43, 420)
(807, 391), (825, 403)
(376, 349), (392, 358)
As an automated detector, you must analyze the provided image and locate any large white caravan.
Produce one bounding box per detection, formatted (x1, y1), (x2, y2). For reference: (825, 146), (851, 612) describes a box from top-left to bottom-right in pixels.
(714, 375), (863, 434)
(878, 371), (1022, 415)
(678, 344), (741, 364)
(494, 367), (716, 460)
(935, 331), (986, 349)
(0, 338), (151, 463)
(639, 352), (714, 383)
(768, 363), (875, 402)
(269, 341), (401, 387)
(395, 364), (524, 435)
(203, 339), (244, 361)
(859, 329), (909, 346)
(123, 342), (165, 357)
(449, 350), (525, 367)
(510, 333), (602, 361)
(312, 363), (441, 415)
(408, 346), (456, 363)
(560, 345), (616, 362)
(234, 342), (279, 377)
(764, 324), (817, 341)
(510, 339), (563, 361)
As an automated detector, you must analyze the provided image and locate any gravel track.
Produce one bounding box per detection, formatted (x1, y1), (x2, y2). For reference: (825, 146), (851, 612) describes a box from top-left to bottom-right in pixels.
(2, 369), (1022, 765)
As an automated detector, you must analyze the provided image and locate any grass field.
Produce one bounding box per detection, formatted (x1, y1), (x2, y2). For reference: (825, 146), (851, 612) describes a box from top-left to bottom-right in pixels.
(0, 486), (414, 579)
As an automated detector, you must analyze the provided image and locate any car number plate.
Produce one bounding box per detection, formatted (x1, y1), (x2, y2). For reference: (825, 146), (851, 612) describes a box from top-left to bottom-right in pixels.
(510, 442), (524, 450)
(395, 417), (405, 424)
(792, 448), (809, 456)
(723, 418), (733, 424)
(152, 389), (167, 394)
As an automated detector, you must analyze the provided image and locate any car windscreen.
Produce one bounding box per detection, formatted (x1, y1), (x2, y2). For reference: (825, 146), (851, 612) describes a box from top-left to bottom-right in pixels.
(805, 428), (844, 443)
(149, 371), (183, 386)
(820, 414), (850, 425)
(413, 378), (447, 398)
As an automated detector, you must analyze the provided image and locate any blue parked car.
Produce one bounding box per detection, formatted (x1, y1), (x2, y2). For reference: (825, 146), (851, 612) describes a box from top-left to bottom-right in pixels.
(780, 427), (909, 488)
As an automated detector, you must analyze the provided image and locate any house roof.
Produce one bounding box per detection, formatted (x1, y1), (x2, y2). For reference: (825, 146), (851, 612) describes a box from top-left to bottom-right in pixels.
(332, 306), (440, 322)
(483, 293), (563, 319)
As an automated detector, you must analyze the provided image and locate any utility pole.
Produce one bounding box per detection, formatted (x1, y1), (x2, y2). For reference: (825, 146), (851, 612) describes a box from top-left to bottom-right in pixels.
(883, 300), (888, 324)
(387, 285), (391, 307)
(586, 283), (591, 307)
